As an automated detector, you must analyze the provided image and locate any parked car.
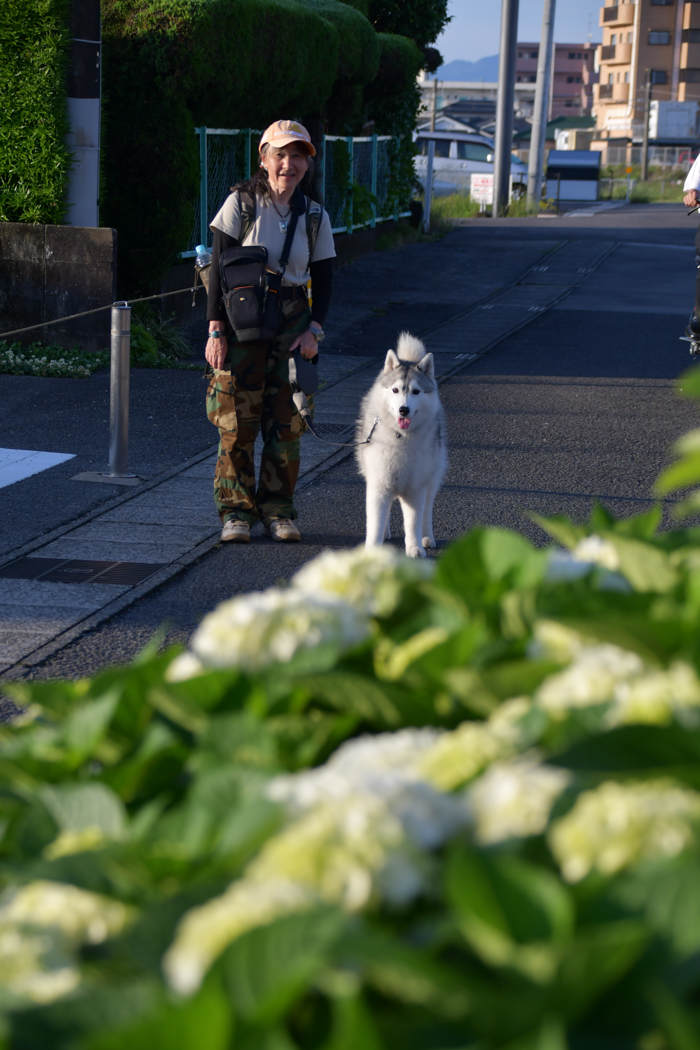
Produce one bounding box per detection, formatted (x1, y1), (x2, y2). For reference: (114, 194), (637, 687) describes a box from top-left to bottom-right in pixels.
(413, 130), (528, 197)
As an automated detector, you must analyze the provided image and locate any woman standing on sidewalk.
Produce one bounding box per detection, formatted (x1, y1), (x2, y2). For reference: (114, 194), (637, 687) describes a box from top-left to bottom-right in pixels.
(205, 120), (336, 543)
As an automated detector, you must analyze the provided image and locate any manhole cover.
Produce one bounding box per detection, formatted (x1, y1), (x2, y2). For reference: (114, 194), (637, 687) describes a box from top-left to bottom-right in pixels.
(0, 558), (165, 586)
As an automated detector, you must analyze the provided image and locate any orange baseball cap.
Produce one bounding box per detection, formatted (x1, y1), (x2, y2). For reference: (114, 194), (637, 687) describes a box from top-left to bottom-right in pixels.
(259, 119), (316, 156)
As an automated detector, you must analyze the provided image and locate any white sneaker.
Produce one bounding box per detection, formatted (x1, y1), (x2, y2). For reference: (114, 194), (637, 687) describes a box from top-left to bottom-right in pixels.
(221, 519), (250, 543)
(267, 518), (301, 542)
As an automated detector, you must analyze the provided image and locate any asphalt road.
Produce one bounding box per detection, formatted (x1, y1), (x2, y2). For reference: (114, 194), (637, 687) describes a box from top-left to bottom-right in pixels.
(21, 203), (700, 677)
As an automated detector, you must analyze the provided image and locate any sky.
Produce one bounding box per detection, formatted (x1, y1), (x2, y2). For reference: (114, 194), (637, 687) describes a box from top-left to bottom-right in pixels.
(435, 0), (603, 64)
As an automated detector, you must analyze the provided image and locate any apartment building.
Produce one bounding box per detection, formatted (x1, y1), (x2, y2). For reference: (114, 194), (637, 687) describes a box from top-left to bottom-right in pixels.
(516, 43), (597, 117)
(594, 0), (700, 157)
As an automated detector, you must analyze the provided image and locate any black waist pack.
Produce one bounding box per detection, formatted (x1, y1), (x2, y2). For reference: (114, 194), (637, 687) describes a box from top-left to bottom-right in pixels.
(220, 247), (282, 342)
(219, 196), (303, 343)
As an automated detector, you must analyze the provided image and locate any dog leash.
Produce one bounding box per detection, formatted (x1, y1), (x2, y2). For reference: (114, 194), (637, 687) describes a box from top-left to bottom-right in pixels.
(292, 390), (380, 447)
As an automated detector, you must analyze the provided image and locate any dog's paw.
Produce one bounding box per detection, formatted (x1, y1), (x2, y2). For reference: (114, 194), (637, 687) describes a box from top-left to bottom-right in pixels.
(422, 535), (436, 549)
(407, 545), (427, 559)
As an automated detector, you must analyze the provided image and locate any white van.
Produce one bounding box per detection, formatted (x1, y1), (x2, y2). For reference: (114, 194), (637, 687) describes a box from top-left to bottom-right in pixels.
(413, 130), (528, 197)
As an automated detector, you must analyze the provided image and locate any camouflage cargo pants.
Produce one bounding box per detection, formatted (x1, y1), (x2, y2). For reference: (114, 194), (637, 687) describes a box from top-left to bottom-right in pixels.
(206, 295), (313, 526)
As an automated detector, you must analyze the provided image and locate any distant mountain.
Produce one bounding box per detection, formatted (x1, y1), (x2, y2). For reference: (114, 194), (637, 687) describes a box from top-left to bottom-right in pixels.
(426, 56), (500, 82)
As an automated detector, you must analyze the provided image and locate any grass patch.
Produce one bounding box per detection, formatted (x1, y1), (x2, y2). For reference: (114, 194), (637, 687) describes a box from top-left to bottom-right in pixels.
(430, 192), (481, 221)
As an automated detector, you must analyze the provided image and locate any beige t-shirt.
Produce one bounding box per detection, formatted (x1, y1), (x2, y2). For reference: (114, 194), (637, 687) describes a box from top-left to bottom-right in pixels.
(209, 192), (336, 287)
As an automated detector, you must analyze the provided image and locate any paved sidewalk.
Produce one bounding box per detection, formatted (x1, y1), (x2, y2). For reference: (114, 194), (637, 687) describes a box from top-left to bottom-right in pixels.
(0, 237), (622, 676)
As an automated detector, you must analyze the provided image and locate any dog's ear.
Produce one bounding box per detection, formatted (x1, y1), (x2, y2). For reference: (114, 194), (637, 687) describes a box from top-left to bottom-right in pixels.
(417, 353), (435, 379)
(383, 349), (400, 373)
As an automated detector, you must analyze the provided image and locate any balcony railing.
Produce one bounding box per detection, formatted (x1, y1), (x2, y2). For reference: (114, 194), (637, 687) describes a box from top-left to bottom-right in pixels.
(599, 83), (614, 97)
(600, 42), (632, 64)
(599, 4), (634, 26)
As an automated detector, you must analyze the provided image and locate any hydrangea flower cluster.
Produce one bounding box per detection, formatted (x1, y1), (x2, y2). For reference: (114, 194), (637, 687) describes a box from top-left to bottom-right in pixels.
(531, 621), (700, 728)
(0, 881), (134, 1004)
(549, 779), (700, 882)
(167, 546), (432, 679)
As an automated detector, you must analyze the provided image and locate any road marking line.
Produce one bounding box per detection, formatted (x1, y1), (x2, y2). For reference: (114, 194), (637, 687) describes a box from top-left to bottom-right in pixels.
(0, 449), (74, 490)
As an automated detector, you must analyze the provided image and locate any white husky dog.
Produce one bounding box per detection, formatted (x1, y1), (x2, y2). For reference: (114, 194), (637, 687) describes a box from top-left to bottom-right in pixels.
(356, 332), (447, 558)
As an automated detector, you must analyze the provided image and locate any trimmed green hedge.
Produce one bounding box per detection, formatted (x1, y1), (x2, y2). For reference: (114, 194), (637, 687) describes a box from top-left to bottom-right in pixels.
(101, 0), (340, 294)
(0, 0), (71, 224)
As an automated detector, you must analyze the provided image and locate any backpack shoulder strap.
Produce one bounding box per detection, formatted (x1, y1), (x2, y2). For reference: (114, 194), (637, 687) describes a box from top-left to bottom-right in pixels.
(304, 196), (323, 261)
(238, 190), (256, 244)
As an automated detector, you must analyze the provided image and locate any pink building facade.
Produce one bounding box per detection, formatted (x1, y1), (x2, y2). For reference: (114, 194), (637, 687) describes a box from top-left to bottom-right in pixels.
(516, 42), (598, 118)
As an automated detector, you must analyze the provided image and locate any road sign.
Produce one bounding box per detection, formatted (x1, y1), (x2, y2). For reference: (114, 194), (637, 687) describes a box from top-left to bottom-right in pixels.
(471, 174), (494, 205)
(625, 166), (633, 173)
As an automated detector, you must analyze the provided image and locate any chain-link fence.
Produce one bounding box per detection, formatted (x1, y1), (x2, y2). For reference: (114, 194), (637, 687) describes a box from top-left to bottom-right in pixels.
(182, 129), (408, 255)
(605, 144), (696, 169)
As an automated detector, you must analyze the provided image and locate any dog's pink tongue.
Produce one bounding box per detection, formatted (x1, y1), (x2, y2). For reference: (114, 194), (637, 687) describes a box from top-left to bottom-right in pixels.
(397, 417), (411, 430)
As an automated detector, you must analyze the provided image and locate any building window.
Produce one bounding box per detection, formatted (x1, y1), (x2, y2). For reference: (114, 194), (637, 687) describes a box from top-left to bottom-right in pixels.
(625, 71), (630, 82)
(650, 69), (668, 83)
(568, 51), (576, 58)
(611, 34), (617, 44)
(608, 72), (615, 83)
(529, 75), (536, 82)
(518, 51), (522, 57)
(649, 31), (671, 44)
(680, 69), (700, 82)
(567, 75), (574, 82)
(683, 28), (700, 42)
(516, 75), (521, 81)
(627, 32), (633, 43)
(651, 0), (674, 5)
(577, 52), (582, 58)
(576, 76), (582, 82)
(530, 51), (538, 58)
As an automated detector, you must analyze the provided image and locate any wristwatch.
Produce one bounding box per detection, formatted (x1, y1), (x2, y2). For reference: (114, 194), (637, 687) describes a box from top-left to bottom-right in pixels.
(308, 325), (325, 344)
(209, 330), (226, 339)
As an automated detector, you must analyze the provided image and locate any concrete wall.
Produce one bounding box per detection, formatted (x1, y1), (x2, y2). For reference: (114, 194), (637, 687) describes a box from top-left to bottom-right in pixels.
(0, 223), (117, 353)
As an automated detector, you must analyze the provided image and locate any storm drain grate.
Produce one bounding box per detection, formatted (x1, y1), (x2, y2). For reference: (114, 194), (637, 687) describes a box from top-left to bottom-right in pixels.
(0, 557), (166, 586)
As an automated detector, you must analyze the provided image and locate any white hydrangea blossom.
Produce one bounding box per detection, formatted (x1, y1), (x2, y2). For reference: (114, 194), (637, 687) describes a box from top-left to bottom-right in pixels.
(528, 621), (589, 664)
(0, 927), (80, 1004)
(573, 535), (621, 571)
(166, 729), (469, 996)
(466, 753), (571, 844)
(190, 588), (370, 672)
(419, 698), (535, 791)
(549, 779), (700, 883)
(0, 881), (134, 946)
(163, 878), (313, 996)
(0, 881), (135, 1004)
(292, 545), (433, 617)
(165, 652), (206, 683)
(535, 644), (644, 717)
(607, 661), (700, 728)
(530, 620), (700, 729)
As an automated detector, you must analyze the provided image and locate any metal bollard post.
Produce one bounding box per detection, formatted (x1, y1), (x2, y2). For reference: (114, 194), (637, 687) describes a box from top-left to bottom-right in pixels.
(422, 139), (435, 234)
(107, 302), (135, 478)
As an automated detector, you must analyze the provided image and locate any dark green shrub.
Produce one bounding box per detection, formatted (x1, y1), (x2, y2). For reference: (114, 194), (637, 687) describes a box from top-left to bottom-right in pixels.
(0, 0), (71, 223)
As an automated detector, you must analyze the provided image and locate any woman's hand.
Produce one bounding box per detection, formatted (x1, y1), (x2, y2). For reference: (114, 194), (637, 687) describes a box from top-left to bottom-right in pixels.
(206, 324), (228, 370)
(289, 328), (319, 360)
(684, 189), (700, 208)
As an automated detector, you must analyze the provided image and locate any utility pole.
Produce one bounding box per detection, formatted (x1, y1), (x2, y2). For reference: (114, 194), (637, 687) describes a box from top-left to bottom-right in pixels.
(430, 77), (438, 131)
(493, 0), (520, 216)
(527, 0), (557, 211)
(641, 71), (652, 181)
